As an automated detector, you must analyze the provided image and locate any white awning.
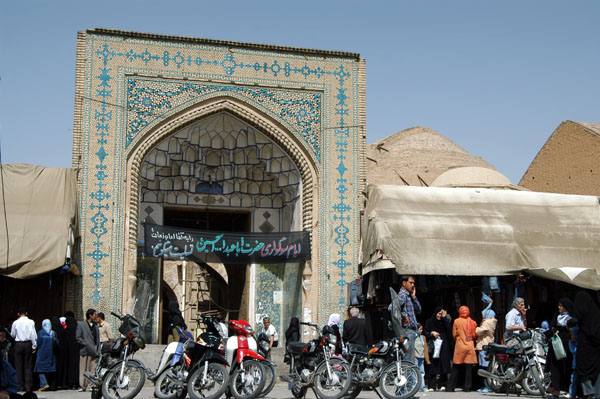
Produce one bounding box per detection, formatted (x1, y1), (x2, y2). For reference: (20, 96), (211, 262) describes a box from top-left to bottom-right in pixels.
(361, 185), (600, 289)
(0, 164), (79, 279)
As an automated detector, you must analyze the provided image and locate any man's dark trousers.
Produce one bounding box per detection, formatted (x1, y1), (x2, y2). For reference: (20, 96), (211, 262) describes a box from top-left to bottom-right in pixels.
(14, 341), (33, 391)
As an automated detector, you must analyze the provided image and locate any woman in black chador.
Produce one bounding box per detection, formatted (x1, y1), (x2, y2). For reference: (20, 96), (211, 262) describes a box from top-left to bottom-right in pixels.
(424, 307), (453, 391)
(167, 301), (187, 344)
(545, 298), (574, 398)
(61, 311), (80, 389)
(572, 292), (600, 399)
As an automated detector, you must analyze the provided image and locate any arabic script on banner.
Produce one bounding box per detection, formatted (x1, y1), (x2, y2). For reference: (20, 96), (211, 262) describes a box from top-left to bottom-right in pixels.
(144, 223), (310, 264)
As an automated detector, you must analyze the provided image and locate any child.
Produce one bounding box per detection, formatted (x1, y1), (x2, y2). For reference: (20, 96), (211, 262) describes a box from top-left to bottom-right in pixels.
(414, 323), (431, 392)
(568, 326), (579, 399)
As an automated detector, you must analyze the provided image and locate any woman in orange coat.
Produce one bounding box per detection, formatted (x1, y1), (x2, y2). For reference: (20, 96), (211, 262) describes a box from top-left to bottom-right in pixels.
(447, 306), (478, 392)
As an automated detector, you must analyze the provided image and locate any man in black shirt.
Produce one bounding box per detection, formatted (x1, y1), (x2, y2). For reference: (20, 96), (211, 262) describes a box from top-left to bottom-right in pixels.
(342, 307), (370, 347)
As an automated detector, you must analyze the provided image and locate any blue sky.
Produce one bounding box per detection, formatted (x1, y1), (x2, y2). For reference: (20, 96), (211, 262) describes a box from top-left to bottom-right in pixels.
(0, 1), (598, 184)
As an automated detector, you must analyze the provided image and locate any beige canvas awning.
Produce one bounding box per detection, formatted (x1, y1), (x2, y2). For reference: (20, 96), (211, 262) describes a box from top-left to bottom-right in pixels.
(361, 185), (600, 288)
(0, 164), (79, 279)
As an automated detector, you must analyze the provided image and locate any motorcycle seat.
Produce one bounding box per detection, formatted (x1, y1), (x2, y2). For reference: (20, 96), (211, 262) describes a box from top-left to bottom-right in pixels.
(100, 342), (113, 353)
(348, 344), (369, 355)
(287, 341), (307, 354)
(486, 342), (511, 354)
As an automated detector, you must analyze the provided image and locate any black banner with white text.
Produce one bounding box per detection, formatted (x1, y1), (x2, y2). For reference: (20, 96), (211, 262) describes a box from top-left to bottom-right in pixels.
(143, 223), (310, 264)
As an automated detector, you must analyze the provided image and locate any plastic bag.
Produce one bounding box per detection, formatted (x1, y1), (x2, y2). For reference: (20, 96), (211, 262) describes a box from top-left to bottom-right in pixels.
(433, 337), (443, 358)
(552, 334), (567, 360)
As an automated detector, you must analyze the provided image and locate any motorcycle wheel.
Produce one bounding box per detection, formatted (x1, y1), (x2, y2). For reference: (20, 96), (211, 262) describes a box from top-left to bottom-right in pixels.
(527, 361), (546, 396)
(378, 362), (421, 399)
(291, 381), (308, 399)
(344, 383), (362, 399)
(313, 358), (352, 399)
(90, 386), (102, 399)
(155, 366), (182, 399)
(230, 360), (266, 399)
(258, 361), (276, 398)
(188, 363), (229, 399)
(101, 361), (146, 399)
(486, 357), (508, 393)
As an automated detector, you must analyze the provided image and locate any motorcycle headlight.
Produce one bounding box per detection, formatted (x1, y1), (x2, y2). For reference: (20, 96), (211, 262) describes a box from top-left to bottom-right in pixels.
(401, 338), (410, 353)
(134, 337), (146, 349)
(328, 334), (337, 345)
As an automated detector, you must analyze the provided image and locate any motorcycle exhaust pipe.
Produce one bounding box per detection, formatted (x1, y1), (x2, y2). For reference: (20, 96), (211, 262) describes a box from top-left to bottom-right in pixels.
(478, 369), (502, 381)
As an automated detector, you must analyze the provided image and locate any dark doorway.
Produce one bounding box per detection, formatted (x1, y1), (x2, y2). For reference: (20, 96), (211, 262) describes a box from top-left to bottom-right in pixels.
(0, 272), (72, 329)
(163, 208), (251, 233)
(163, 207), (251, 321)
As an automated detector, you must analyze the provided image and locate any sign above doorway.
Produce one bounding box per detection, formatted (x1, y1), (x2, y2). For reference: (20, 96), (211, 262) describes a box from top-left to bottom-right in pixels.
(144, 223), (310, 264)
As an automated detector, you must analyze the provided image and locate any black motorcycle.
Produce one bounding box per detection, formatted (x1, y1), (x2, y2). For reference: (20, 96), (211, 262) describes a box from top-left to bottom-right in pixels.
(281, 322), (352, 399)
(183, 313), (230, 399)
(255, 332), (276, 398)
(344, 336), (421, 399)
(85, 312), (150, 399)
(477, 330), (546, 396)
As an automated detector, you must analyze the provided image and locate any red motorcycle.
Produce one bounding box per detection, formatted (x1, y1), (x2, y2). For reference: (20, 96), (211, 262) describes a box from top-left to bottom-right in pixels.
(223, 319), (267, 399)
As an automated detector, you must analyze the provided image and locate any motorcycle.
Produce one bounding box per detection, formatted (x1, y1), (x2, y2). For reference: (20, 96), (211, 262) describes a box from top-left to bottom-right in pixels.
(281, 321), (352, 399)
(343, 288), (421, 399)
(183, 313), (230, 399)
(152, 327), (194, 399)
(224, 319), (267, 399)
(85, 312), (150, 399)
(477, 329), (547, 396)
(0, 324), (13, 361)
(344, 337), (421, 399)
(255, 332), (276, 398)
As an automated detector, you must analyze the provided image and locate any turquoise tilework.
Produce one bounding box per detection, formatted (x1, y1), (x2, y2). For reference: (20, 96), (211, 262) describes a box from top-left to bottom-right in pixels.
(77, 32), (362, 325)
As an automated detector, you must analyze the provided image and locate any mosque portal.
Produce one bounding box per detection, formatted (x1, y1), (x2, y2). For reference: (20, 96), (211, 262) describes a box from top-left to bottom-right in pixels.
(73, 29), (366, 341)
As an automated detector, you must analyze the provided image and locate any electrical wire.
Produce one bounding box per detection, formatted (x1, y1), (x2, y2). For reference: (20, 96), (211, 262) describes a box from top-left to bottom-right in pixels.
(0, 135), (8, 273)
(0, 135), (9, 310)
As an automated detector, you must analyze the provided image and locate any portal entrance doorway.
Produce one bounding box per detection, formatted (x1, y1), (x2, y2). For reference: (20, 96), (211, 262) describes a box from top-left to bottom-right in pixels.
(137, 110), (304, 342)
(162, 208), (250, 326)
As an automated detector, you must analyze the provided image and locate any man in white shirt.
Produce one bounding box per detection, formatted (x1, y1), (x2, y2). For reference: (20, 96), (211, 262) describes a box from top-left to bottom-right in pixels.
(504, 297), (527, 340)
(10, 308), (37, 392)
(261, 317), (278, 360)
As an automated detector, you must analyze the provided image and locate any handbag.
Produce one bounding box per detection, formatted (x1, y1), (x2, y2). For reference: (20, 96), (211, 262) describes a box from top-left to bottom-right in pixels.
(552, 333), (567, 360)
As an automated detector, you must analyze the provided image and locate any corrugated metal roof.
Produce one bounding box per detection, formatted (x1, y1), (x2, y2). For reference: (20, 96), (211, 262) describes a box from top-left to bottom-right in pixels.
(87, 28), (362, 60)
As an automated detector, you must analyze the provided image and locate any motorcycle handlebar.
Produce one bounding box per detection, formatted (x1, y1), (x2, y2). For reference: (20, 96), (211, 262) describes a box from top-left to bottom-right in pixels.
(300, 321), (318, 328)
(111, 312), (124, 320)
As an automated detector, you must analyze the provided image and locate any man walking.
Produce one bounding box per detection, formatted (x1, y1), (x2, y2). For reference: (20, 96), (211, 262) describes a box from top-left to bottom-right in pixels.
(76, 309), (99, 392)
(343, 307), (370, 347)
(10, 308), (37, 392)
(389, 276), (422, 362)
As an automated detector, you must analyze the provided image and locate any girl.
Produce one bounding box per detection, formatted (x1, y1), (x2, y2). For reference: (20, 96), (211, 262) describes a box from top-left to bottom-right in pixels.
(414, 323), (431, 392)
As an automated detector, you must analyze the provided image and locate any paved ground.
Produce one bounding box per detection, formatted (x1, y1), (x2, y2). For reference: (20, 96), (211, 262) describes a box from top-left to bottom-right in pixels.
(35, 384), (542, 399)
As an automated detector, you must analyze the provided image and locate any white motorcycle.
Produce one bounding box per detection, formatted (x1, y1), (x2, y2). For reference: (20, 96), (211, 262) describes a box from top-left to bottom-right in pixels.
(152, 327), (194, 399)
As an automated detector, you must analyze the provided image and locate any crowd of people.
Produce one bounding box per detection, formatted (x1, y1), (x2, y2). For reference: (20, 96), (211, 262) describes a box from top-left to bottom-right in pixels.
(386, 276), (600, 398)
(280, 275), (600, 399)
(0, 307), (114, 397)
(3, 279), (600, 399)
